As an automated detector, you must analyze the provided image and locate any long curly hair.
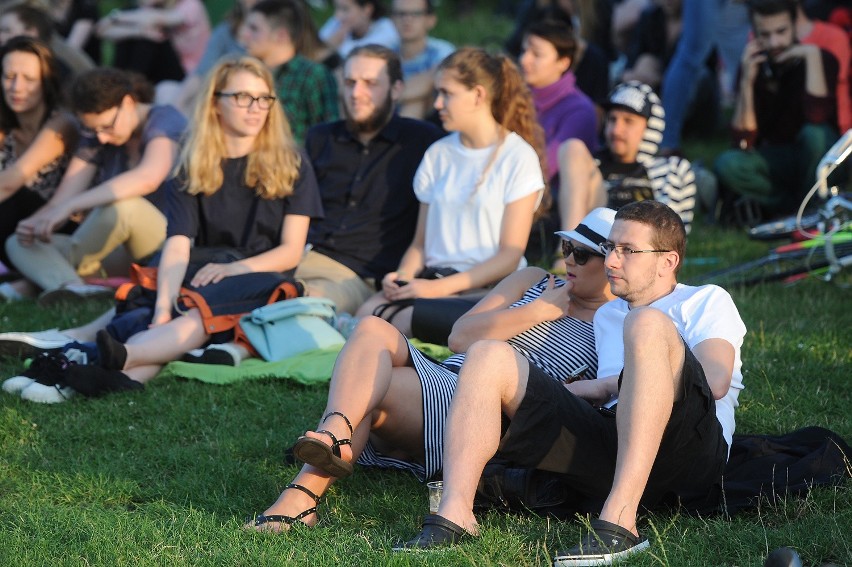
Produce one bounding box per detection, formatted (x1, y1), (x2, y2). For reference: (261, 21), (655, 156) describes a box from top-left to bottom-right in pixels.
(178, 56), (300, 199)
(438, 47), (549, 214)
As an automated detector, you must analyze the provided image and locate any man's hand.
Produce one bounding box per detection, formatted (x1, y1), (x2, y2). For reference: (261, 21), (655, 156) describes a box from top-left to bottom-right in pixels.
(15, 204), (70, 246)
(741, 39), (768, 85)
(565, 376), (618, 406)
(774, 42), (819, 65)
(382, 278), (442, 301)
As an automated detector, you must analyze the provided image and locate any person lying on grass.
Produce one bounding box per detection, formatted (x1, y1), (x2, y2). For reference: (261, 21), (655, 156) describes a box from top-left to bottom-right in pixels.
(396, 200), (746, 566)
(245, 207), (617, 531)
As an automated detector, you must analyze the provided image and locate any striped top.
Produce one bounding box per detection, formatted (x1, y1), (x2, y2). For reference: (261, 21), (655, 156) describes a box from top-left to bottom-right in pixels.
(443, 276), (598, 382)
(358, 275), (600, 480)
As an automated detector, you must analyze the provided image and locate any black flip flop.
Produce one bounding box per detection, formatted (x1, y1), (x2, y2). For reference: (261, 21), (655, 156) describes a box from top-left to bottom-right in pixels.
(393, 514), (471, 552)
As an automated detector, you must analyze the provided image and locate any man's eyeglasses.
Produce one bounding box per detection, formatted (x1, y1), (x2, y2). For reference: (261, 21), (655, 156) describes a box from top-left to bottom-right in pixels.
(214, 91), (277, 110)
(82, 105), (122, 136)
(561, 241), (604, 265)
(598, 242), (672, 258)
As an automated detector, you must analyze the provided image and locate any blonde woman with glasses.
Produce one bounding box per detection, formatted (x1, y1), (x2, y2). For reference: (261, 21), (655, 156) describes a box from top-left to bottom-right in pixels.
(3, 56), (321, 402)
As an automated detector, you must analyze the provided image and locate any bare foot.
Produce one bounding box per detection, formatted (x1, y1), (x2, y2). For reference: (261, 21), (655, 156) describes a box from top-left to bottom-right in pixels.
(435, 497), (480, 537)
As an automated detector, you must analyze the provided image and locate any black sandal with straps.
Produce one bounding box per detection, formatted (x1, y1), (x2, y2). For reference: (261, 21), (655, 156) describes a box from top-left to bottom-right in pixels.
(248, 483), (321, 530)
(292, 411), (355, 478)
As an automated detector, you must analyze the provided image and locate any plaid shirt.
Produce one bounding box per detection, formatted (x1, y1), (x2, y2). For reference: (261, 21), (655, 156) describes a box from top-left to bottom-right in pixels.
(274, 55), (339, 145)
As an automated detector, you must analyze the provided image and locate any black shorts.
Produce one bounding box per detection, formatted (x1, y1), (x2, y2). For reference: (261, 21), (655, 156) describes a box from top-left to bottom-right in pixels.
(496, 344), (728, 509)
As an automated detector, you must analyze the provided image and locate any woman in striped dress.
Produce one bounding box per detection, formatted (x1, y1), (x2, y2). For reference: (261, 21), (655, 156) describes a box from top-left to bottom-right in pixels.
(248, 208), (617, 531)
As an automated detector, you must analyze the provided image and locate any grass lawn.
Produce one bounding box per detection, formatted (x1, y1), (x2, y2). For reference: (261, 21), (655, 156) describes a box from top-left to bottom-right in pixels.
(0, 220), (850, 566)
(4, 2), (848, 565)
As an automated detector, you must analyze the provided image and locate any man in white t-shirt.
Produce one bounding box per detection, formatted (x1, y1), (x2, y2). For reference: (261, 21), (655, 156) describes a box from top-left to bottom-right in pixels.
(396, 200), (747, 567)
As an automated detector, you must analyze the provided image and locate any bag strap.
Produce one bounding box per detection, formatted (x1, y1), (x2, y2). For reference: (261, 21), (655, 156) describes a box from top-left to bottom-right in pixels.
(266, 279), (304, 304)
(114, 263), (160, 302)
(373, 299), (414, 324)
(175, 288), (244, 334)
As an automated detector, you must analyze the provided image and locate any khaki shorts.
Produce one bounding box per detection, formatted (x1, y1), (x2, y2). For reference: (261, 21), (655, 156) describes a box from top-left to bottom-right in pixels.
(295, 250), (375, 314)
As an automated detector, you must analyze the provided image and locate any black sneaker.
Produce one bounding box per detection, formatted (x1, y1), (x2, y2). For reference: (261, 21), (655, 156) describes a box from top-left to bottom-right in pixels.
(64, 365), (144, 398)
(180, 344), (239, 366)
(552, 519), (649, 566)
(16, 352), (78, 403)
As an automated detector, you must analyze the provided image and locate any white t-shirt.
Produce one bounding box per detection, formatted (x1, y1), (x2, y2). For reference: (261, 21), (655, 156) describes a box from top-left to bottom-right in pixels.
(319, 17), (400, 57)
(413, 131), (544, 272)
(593, 283), (747, 448)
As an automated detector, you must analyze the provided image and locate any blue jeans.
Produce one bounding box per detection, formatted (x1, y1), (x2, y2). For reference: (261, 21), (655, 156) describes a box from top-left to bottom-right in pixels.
(661, 0), (725, 149)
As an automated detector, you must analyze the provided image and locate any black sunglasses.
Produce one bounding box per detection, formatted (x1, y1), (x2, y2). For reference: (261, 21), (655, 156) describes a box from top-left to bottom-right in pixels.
(561, 240), (605, 265)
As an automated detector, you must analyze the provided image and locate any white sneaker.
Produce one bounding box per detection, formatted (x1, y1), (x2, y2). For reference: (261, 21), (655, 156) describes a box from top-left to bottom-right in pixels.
(8, 351), (78, 403)
(38, 284), (114, 306)
(0, 328), (74, 358)
(2, 375), (35, 395)
(20, 382), (75, 403)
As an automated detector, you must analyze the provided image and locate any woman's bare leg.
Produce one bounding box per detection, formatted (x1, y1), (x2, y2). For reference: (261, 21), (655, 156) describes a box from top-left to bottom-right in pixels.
(251, 316), (427, 530)
(104, 310), (209, 384)
(123, 310), (208, 364)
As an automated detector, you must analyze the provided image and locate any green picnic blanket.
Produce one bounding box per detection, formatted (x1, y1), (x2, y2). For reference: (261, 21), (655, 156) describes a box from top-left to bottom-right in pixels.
(158, 340), (453, 386)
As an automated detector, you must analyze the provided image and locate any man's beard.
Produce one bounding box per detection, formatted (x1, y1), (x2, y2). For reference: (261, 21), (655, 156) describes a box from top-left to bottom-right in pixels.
(344, 92), (394, 136)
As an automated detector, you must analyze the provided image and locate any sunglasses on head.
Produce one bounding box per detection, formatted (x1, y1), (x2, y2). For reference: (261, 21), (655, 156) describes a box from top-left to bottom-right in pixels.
(561, 240), (605, 265)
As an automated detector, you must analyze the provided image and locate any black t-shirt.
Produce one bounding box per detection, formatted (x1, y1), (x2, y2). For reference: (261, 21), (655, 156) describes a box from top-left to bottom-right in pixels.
(752, 48), (839, 145)
(165, 151), (323, 263)
(596, 149), (654, 210)
(54, 0), (102, 63)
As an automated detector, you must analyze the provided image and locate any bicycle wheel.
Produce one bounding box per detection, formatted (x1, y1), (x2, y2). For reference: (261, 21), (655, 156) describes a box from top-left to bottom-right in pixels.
(688, 240), (852, 287)
(748, 212), (821, 241)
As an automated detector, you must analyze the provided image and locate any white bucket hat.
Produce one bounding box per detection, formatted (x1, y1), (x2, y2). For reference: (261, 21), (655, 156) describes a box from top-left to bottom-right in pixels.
(554, 207), (617, 250)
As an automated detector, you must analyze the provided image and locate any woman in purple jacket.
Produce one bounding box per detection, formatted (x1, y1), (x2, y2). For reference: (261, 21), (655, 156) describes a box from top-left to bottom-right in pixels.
(519, 14), (598, 187)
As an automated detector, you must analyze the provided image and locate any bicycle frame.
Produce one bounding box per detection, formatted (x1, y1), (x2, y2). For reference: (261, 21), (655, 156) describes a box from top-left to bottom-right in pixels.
(695, 134), (852, 287)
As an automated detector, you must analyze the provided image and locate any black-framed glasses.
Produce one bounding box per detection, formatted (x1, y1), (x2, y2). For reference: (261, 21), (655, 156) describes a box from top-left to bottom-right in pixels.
(82, 104), (122, 136)
(214, 91), (277, 110)
(598, 242), (672, 259)
(561, 240), (604, 265)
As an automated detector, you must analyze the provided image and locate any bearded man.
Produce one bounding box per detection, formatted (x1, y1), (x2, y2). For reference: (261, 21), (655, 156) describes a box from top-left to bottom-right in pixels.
(297, 44), (444, 314)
